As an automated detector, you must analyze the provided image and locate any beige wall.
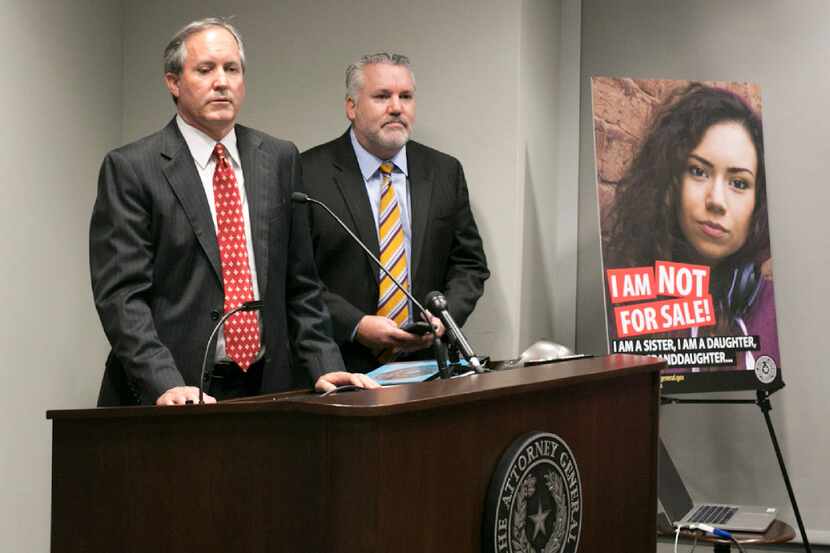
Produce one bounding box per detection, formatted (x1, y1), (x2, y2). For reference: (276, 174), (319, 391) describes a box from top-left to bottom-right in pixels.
(0, 1), (122, 551)
(519, 0), (562, 349)
(519, 0), (581, 351)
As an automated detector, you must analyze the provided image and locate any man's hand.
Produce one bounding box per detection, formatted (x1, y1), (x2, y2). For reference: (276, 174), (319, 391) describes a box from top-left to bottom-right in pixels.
(156, 386), (216, 406)
(315, 371), (381, 393)
(356, 315), (435, 353)
(424, 314), (445, 338)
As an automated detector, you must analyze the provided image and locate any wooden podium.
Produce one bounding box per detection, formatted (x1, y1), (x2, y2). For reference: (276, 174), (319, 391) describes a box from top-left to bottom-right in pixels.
(48, 354), (662, 552)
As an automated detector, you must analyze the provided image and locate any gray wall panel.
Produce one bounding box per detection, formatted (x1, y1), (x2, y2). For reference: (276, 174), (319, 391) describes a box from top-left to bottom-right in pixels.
(579, 0), (830, 542)
(0, 1), (122, 551)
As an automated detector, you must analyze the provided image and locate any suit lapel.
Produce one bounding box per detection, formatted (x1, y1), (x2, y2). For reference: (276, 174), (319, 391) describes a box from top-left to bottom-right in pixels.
(237, 126), (270, 297)
(160, 120), (222, 284)
(332, 133), (382, 284)
(406, 142), (435, 283)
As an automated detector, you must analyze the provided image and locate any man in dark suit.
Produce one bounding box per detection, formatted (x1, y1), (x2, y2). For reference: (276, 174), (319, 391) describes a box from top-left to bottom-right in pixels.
(90, 18), (374, 406)
(301, 53), (489, 372)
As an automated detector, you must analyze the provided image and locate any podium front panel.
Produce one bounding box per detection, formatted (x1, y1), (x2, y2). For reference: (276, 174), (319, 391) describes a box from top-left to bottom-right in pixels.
(49, 354), (661, 552)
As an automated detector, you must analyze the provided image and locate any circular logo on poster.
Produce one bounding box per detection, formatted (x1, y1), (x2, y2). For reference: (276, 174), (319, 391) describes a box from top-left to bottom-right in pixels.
(483, 432), (582, 553)
(754, 355), (777, 384)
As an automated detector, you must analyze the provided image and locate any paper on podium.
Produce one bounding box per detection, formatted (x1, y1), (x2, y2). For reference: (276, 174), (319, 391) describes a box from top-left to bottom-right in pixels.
(366, 359), (468, 385)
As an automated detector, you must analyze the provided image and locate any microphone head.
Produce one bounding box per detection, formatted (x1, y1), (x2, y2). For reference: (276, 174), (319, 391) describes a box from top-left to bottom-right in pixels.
(425, 291), (448, 313)
(290, 192), (309, 203)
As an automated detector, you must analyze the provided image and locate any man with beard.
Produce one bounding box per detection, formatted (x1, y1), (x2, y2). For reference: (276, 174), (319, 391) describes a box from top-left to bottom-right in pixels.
(301, 53), (489, 372)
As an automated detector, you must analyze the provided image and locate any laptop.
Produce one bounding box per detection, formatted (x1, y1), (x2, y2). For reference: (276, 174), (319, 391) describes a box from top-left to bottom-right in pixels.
(659, 440), (777, 533)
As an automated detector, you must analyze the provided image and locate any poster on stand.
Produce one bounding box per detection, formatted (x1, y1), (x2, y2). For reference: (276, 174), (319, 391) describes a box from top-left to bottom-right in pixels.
(591, 77), (783, 393)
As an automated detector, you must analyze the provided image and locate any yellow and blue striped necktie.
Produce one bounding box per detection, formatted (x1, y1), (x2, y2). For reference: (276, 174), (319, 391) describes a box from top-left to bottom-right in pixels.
(375, 161), (410, 328)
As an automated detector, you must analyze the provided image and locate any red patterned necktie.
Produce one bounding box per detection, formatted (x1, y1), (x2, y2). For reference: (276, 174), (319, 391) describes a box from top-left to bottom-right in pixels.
(376, 162), (410, 327)
(213, 143), (260, 371)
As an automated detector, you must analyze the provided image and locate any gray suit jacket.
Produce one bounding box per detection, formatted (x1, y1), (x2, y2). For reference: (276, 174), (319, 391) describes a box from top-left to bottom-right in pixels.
(90, 119), (343, 406)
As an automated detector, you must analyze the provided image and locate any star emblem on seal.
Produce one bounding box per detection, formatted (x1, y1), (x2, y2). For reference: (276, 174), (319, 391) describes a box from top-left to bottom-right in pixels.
(529, 499), (550, 539)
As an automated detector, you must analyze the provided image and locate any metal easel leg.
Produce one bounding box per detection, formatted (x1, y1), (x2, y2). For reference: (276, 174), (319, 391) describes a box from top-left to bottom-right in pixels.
(756, 389), (812, 553)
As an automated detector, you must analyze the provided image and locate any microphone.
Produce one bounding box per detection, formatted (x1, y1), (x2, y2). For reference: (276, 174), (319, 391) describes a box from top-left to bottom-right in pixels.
(198, 300), (264, 404)
(425, 291), (483, 373)
(292, 192), (448, 374)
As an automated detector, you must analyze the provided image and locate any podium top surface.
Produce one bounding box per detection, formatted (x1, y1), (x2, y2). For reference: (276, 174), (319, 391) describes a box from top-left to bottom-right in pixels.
(47, 354), (663, 421)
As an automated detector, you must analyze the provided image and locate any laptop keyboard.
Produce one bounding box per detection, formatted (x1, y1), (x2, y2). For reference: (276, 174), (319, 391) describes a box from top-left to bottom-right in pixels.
(689, 505), (738, 525)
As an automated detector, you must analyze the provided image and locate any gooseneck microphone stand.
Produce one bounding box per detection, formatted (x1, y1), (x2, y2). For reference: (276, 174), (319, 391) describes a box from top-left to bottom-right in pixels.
(198, 300), (264, 404)
(291, 192), (451, 377)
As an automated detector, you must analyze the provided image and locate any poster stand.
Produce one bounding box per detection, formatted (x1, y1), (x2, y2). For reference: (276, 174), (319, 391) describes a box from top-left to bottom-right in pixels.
(660, 385), (812, 552)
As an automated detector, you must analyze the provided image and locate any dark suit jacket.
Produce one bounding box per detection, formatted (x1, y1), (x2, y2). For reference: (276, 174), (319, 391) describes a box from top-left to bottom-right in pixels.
(301, 131), (489, 372)
(90, 119), (344, 406)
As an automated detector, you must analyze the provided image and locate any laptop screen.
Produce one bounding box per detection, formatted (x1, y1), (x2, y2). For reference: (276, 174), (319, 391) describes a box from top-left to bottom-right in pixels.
(658, 439), (694, 522)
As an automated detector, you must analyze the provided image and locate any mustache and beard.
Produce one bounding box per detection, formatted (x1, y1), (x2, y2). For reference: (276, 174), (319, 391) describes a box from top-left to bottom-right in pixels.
(369, 116), (410, 151)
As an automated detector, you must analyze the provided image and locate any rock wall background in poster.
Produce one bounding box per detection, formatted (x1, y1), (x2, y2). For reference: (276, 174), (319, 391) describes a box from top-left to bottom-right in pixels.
(591, 77), (783, 393)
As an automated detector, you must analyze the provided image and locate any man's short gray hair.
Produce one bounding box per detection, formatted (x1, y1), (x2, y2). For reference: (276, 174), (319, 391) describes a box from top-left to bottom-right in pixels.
(163, 17), (246, 76)
(345, 53), (414, 101)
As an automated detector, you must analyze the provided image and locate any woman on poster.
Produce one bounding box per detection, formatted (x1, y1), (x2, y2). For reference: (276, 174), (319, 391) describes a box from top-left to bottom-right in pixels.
(603, 82), (780, 371)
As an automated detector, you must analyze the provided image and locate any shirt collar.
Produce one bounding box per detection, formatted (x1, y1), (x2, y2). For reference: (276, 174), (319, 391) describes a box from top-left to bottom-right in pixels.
(176, 115), (240, 169)
(349, 127), (408, 180)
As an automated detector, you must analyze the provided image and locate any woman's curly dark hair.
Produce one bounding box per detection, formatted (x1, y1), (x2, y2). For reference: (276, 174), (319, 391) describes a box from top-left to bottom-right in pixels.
(605, 82), (768, 272)
(604, 83), (769, 332)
